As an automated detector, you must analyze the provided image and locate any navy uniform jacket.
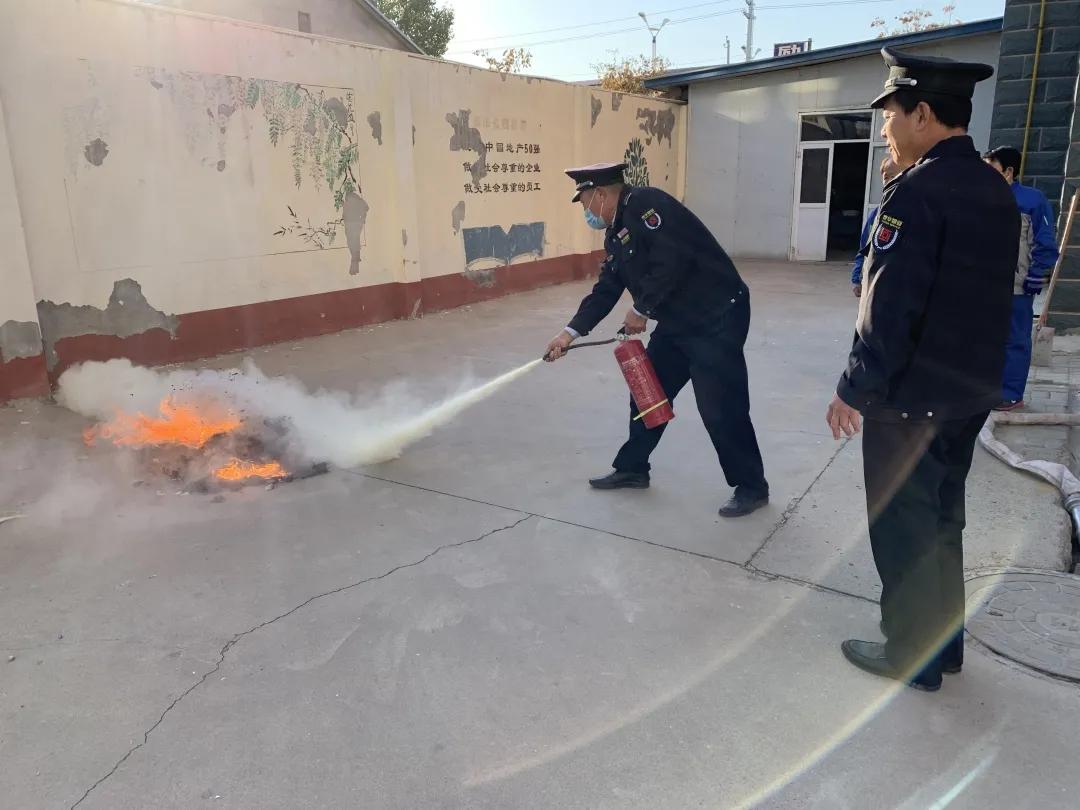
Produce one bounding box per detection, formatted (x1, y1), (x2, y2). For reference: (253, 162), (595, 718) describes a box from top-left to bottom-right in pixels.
(567, 186), (746, 336)
(837, 136), (1019, 420)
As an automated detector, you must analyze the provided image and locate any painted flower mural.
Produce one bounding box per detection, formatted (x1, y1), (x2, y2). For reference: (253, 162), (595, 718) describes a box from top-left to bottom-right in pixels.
(133, 67), (367, 273)
(623, 137), (650, 187)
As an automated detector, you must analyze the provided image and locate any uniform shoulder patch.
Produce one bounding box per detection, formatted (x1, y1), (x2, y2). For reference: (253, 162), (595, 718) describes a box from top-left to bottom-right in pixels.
(641, 208), (662, 230)
(873, 213), (903, 252)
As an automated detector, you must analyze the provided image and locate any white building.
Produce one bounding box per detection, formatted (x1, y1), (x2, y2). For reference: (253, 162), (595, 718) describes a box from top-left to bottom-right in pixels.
(646, 19), (1003, 261)
(137, 0), (424, 52)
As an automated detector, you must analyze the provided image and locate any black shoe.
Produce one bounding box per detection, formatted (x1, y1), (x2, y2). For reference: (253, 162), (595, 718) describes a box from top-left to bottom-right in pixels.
(718, 488), (769, 518)
(840, 639), (942, 692)
(588, 471), (650, 490)
(877, 621), (962, 674)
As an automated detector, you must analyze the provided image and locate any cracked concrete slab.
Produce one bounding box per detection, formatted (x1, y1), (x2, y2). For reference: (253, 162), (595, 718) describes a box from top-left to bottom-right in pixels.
(753, 432), (1073, 601)
(3, 263), (1077, 809)
(71, 519), (1080, 809)
(0, 457), (521, 809)
(330, 266), (857, 565)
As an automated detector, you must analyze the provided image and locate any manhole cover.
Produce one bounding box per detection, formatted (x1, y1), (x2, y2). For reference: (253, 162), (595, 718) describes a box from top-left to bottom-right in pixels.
(966, 571), (1080, 681)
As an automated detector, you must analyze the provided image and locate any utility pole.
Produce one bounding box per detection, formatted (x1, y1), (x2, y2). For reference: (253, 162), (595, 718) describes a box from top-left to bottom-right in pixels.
(741, 0), (760, 62)
(638, 11), (671, 61)
(724, 36), (731, 64)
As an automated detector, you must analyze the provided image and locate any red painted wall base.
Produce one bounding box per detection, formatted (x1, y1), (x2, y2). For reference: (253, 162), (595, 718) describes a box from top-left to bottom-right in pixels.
(0, 250), (604, 402)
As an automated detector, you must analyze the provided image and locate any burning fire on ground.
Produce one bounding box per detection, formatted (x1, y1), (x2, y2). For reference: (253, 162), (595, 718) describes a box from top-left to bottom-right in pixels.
(84, 399), (241, 451)
(59, 356), (538, 480)
(84, 396), (310, 490)
(214, 458), (289, 481)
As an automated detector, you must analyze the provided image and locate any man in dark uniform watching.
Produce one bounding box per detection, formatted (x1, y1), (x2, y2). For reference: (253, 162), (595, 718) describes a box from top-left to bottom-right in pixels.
(544, 163), (769, 518)
(825, 48), (1018, 691)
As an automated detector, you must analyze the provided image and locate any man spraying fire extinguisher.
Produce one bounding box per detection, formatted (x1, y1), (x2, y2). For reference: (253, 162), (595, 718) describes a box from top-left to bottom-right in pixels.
(544, 162), (770, 518)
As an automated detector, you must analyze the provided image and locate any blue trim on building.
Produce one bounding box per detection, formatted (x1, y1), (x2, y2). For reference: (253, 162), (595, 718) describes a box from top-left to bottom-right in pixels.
(645, 18), (1003, 89)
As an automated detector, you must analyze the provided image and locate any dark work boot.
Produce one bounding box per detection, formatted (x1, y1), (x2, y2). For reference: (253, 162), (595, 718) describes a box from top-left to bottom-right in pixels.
(589, 471), (650, 490)
(878, 621), (962, 674)
(718, 487), (769, 518)
(841, 639), (942, 692)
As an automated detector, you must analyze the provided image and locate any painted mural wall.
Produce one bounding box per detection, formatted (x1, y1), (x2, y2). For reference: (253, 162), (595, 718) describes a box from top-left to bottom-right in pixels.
(0, 0), (684, 396)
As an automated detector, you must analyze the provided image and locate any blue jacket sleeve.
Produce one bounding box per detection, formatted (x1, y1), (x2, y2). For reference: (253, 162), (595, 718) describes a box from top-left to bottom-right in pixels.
(851, 208), (876, 284)
(1029, 195), (1059, 278)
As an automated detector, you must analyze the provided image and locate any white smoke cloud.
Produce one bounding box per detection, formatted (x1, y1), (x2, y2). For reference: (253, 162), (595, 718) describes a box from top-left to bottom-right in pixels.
(55, 357), (539, 469)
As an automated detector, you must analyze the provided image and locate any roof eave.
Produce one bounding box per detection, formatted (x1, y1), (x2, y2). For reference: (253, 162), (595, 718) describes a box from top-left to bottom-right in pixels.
(353, 0), (427, 55)
(645, 18), (1003, 89)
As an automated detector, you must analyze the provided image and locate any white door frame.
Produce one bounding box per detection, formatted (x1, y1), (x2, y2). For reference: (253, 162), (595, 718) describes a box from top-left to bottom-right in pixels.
(789, 109), (874, 261)
(791, 143), (834, 262)
(864, 109), (890, 228)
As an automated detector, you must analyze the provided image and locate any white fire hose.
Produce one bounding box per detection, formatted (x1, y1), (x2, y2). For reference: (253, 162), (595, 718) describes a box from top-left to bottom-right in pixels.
(979, 411), (1080, 539)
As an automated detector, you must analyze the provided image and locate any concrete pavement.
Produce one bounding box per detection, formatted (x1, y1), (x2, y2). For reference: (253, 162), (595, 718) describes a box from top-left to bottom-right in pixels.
(1, 261), (1077, 809)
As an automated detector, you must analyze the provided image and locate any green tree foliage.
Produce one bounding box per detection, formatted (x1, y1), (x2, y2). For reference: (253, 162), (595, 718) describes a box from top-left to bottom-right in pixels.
(376, 0), (455, 57)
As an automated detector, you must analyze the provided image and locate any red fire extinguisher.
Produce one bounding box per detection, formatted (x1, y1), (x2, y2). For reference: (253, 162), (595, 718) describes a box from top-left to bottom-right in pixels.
(550, 331), (674, 429)
(613, 338), (674, 428)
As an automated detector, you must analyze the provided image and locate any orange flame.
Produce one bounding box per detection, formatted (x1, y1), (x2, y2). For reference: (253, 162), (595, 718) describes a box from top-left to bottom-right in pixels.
(214, 458), (288, 482)
(84, 397), (241, 449)
(85, 397), (293, 485)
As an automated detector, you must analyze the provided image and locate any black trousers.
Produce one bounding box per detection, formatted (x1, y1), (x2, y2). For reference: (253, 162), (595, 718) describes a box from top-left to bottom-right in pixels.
(612, 290), (768, 493)
(863, 411), (987, 681)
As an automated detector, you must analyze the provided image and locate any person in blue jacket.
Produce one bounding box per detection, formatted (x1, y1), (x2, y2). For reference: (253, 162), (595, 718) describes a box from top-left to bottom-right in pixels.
(984, 146), (1060, 410)
(851, 156), (904, 297)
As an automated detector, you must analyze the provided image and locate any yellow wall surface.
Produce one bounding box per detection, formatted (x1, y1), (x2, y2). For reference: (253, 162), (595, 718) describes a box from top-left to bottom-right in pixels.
(0, 0), (684, 330)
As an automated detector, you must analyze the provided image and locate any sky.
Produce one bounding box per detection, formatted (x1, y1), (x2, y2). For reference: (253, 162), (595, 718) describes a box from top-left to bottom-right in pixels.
(442, 0), (1006, 82)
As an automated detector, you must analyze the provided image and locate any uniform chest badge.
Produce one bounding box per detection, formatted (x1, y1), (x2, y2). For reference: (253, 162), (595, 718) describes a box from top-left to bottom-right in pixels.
(617, 227), (631, 244)
(873, 214), (902, 251)
(641, 208), (662, 230)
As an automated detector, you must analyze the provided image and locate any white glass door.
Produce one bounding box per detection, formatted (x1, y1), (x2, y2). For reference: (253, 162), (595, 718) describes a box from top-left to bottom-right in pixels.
(792, 143), (833, 261)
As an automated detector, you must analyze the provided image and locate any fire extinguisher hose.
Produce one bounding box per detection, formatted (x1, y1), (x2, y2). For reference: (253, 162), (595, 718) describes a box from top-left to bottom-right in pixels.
(543, 328), (628, 360)
(564, 337), (619, 352)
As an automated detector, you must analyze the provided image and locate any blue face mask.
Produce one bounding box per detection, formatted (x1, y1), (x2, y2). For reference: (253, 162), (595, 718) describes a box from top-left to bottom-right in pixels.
(584, 208), (607, 230)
